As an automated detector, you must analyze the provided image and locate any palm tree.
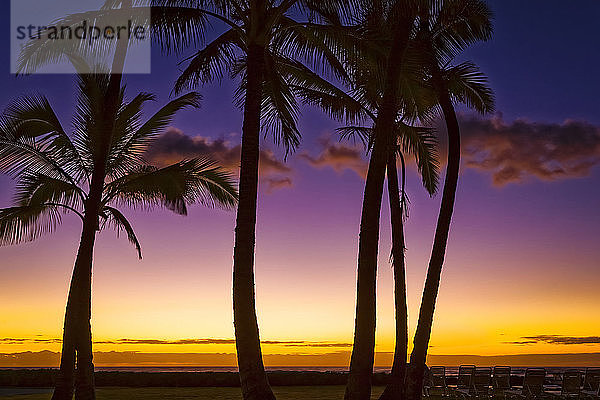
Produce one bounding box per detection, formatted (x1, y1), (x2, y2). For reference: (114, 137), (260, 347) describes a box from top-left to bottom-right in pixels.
(322, 2), (492, 398)
(14, 3), (147, 396)
(330, 2), (435, 398)
(149, 1), (360, 398)
(380, 62), (493, 400)
(0, 73), (238, 400)
(405, 1), (494, 399)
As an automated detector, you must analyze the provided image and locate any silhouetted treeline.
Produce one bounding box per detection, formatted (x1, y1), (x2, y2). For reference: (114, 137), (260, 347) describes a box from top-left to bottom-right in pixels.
(0, 369), (538, 388)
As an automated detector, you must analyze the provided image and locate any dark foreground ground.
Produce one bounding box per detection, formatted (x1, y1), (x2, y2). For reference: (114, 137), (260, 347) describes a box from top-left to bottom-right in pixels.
(0, 370), (389, 398)
(0, 370), (391, 387)
(0, 386), (385, 399)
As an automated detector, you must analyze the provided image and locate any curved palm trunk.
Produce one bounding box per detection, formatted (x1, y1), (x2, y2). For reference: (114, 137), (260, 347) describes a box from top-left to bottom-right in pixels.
(52, 215), (97, 400)
(345, 15), (413, 400)
(345, 133), (389, 400)
(52, 166), (113, 400)
(406, 78), (460, 400)
(379, 152), (408, 400)
(233, 43), (276, 400)
(53, 8), (130, 397)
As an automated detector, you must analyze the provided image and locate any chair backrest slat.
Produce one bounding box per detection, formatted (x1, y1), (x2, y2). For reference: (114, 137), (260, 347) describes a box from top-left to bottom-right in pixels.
(584, 368), (600, 393)
(493, 366), (512, 390)
(522, 368), (546, 396)
(561, 369), (582, 395)
(431, 366), (447, 388)
(458, 365), (476, 389)
(473, 367), (492, 394)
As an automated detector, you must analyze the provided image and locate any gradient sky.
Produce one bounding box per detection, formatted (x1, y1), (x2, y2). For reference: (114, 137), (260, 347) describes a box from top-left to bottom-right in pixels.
(1, 1), (600, 367)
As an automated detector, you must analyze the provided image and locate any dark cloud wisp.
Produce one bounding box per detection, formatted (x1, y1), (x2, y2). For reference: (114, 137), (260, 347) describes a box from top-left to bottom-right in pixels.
(298, 137), (368, 179)
(146, 128), (293, 192)
(0, 337), (351, 348)
(459, 115), (600, 186)
(507, 335), (600, 346)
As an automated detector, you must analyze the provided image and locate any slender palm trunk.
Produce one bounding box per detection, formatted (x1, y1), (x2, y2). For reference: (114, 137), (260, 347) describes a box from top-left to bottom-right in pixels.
(52, 214), (96, 400)
(233, 43), (275, 400)
(379, 152), (408, 400)
(345, 18), (413, 400)
(345, 133), (389, 400)
(406, 77), (460, 400)
(52, 10), (129, 397)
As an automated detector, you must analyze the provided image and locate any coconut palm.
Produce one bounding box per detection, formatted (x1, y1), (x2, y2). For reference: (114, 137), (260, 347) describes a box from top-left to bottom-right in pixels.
(327, 2), (435, 398)
(317, 1), (492, 398)
(405, 1), (494, 399)
(379, 61), (493, 400)
(148, 1), (361, 398)
(0, 73), (238, 400)
(17, 0), (361, 397)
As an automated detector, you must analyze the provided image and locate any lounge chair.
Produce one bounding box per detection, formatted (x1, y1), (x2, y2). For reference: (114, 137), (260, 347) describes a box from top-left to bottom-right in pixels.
(469, 367), (493, 400)
(506, 368), (547, 400)
(492, 366), (513, 400)
(547, 370), (582, 400)
(426, 366), (450, 399)
(453, 365), (476, 399)
(582, 368), (600, 400)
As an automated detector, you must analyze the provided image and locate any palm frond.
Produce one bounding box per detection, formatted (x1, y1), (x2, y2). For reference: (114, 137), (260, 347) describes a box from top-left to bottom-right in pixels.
(71, 73), (112, 171)
(104, 157), (238, 214)
(17, 7), (152, 74)
(443, 61), (495, 114)
(173, 28), (241, 93)
(14, 173), (86, 212)
(101, 206), (143, 259)
(274, 17), (356, 85)
(0, 204), (63, 245)
(397, 122), (440, 196)
(336, 125), (372, 147)
(428, 0), (493, 62)
(107, 92), (202, 178)
(260, 52), (301, 155)
(0, 96), (83, 185)
(151, 4), (240, 54)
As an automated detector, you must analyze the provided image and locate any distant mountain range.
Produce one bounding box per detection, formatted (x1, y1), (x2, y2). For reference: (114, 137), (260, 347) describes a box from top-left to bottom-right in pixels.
(2, 350), (600, 368)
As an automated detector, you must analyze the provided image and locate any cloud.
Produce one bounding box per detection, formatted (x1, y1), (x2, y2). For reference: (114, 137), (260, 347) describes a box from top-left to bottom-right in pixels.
(508, 335), (600, 346)
(146, 128), (293, 192)
(290, 115), (600, 187)
(94, 339), (236, 345)
(0, 337), (351, 348)
(457, 114), (600, 186)
(299, 136), (368, 179)
(264, 177), (293, 194)
(0, 338), (61, 345)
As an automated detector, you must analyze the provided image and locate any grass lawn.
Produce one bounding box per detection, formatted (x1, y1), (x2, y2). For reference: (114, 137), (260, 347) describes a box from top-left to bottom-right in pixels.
(0, 386), (385, 399)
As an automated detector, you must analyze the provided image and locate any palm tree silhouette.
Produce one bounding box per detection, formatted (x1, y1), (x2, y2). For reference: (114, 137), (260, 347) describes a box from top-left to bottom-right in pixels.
(406, 1), (494, 399)
(0, 73), (238, 400)
(308, 1), (493, 398)
(335, 2), (433, 398)
(150, 1), (358, 398)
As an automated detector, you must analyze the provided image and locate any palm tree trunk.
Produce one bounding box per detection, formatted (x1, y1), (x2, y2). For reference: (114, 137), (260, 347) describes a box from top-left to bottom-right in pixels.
(233, 43), (275, 400)
(406, 76), (460, 400)
(345, 132), (389, 400)
(345, 14), (413, 400)
(379, 152), (408, 400)
(52, 215), (96, 400)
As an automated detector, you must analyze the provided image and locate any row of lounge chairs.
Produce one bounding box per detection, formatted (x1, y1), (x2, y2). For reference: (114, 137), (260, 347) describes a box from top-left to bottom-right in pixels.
(424, 366), (600, 400)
